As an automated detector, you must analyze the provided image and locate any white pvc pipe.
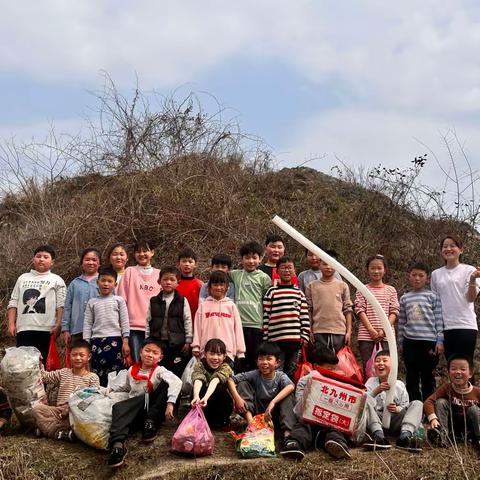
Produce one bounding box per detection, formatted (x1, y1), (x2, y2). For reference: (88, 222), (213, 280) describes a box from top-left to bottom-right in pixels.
(272, 215), (397, 428)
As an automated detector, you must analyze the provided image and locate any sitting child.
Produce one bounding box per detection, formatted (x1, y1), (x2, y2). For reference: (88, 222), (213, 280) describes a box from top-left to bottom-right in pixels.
(364, 349), (423, 452)
(31, 340), (100, 440)
(228, 341), (296, 447)
(191, 338), (234, 428)
(107, 337), (182, 468)
(0, 387), (12, 435)
(282, 348), (374, 460)
(425, 353), (480, 448)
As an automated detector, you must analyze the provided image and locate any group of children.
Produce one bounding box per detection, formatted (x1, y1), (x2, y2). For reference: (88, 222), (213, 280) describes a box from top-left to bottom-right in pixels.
(0, 233), (479, 467)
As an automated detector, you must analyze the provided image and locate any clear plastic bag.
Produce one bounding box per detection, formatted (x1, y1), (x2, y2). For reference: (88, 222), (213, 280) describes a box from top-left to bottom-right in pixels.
(231, 414), (276, 458)
(0, 347), (47, 426)
(68, 387), (128, 450)
(172, 404), (214, 456)
(180, 357), (197, 396)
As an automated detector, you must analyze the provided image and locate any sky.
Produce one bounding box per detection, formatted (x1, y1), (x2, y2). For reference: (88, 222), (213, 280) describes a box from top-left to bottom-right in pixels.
(1, 0), (480, 196)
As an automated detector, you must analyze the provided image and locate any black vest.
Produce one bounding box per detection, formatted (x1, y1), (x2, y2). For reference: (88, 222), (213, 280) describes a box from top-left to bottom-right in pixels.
(149, 291), (185, 346)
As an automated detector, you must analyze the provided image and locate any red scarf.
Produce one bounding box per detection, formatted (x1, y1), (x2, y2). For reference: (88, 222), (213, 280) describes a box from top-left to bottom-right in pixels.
(130, 363), (156, 394)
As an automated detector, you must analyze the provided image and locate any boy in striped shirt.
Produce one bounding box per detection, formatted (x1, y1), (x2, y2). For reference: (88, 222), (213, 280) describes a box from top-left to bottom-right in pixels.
(262, 256), (310, 379)
(398, 262), (444, 401)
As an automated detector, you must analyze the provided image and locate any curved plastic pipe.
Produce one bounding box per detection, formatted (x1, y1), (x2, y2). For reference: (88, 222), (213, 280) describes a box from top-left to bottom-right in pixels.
(272, 215), (397, 428)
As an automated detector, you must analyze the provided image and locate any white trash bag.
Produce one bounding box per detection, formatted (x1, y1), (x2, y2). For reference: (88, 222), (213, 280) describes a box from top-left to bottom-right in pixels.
(181, 357), (197, 396)
(69, 387), (128, 450)
(0, 347), (47, 426)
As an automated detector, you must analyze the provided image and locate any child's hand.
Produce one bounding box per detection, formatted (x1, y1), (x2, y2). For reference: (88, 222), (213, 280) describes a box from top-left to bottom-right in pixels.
(165, 403), (175, 420)
(344, 331), (351, 346)
(8, 322), (16, 337)
(51, 324), (61, 338)
(181, 343), (191, 353)
(192, 350), (200, 358)
(376, 329), (385, 340)
(122, 340), (130, 359)
(234, 397), (248, 414)
(374, 382), (390, 395)
(63, 332), (71, 346)
(191, 396), (200, 406)
(264, 400), (276, 422)
(435, 343), (444, 355)
(430, 418), (440, 429)
(387, 403), (399, 413)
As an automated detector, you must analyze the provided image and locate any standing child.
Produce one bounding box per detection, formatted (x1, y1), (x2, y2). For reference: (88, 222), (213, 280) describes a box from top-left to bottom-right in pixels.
(107, 338), (182, 468)
(32, 340), (100, 440)
(199, 254), (235, 303)
(263, 256), (310, 379)
(298, 244), (322, 294)
(176, 247), (203, 320)
(306, 251), (352, 353)
(192, 271), (245, 366)
(107, 243), (128, 287)
(259, 234), (298, 286)
(83, 267), (130, 386)
(7, 245), (67, 362)
(62, 248), (101, 346)
(117, 241), (161, 362)
(145, 266), (193, 378)
(354, 254), (399, 369)
(191, 338), (234, 428)
(364, 349), (423, 452)
(398, 262), (444, 401)
(425, 353), (480, 448)
(231, 241), (272, 371)
(431, 235), (480, 362)
(228, 342), (296, 448)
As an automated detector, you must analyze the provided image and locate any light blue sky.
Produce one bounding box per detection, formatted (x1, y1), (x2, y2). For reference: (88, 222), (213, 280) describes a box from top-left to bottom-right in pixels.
(1, 1), (480, 197)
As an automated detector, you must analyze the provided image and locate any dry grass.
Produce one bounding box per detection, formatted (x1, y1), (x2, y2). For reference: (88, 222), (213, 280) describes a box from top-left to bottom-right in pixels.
(0, 428), (478, 480)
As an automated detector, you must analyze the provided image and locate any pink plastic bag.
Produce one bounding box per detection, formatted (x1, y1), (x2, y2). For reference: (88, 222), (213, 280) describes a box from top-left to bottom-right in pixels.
(337, 346), (364, 384)
(365, 343), (382, 379)
(172, 404), (214, 456)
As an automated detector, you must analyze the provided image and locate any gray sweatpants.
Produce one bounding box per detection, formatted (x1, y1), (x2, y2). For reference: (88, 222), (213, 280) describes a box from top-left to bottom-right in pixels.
(436, 398), (480, 439)
(366, 397), (423, 436)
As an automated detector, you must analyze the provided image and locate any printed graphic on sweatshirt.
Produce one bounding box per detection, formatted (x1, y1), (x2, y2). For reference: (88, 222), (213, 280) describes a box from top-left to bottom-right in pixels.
(20, 279), (53, 315)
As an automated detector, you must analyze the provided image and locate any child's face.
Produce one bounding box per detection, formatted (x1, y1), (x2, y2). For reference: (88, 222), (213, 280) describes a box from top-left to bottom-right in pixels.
(160, 273), (179, 293)
(82, 252), (100, 276)
(277, 261), (295, 284)
(441, 238), (463, 263)
(256, 354), (280, 377)
(110, 247), (128, 271)
(319, 260), (335, 279)
(241, 253), (261, 272)
(205, 350), (226, 369)
(212, 263), (230, 273)
(408, 269), (428, 290)
(178, 257), (196, 276)
(448, 359), (472, 388)
(368, 259), (385, 283)
(264, 241), (285, 265)
(140, 343), (163, 369)
(135, 248), (154, 267)
(209, 282), (227, 300)
(70, 347), (91, 370)
(33, 251), (54, 273)
(374, 355), (391, 380)
(97, 274), (116, 296)
(307, 251), (321, 270)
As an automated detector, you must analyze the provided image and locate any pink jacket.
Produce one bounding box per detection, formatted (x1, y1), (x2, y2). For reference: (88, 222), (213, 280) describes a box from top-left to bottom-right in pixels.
(192, 296), (246, 361)
(117, 266), (161, 330)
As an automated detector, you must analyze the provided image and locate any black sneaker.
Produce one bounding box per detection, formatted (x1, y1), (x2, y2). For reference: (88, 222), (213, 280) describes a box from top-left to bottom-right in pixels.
(108, 442), (127, 468)
(364, 432), (391, 451)
(280, 438), (305, 461)
(324, 439), (352, 459)
(56, 430), (76, 442)
(142, 419), (157, 443)
(396, 433), (422, 453)
(427, 428), (448, 448)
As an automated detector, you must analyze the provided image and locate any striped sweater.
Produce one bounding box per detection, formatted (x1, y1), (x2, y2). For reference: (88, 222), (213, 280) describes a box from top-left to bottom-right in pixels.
(354, 284), (399, 341)
(262, 284), (310, 343)
(40, 368), (99, 406)
(398, 289), (443, 344)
